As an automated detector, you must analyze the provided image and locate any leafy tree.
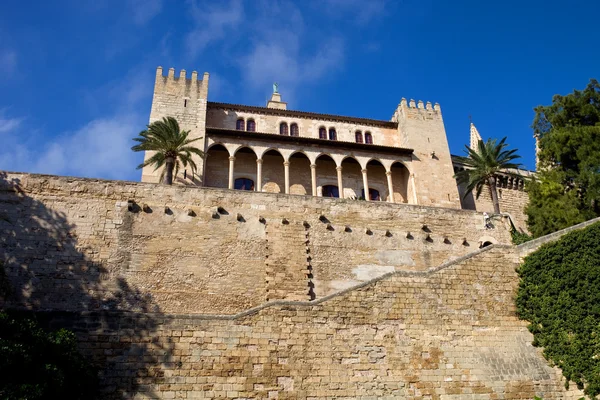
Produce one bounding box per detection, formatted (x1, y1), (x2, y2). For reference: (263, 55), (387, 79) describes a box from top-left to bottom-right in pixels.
(454, 137), (521, 214)
(533, 79), (600, 139)
(132, 117), (204, 185)
(516, 222), (600, 398)
(526, 160), (597, 238)
(527, 79), (600, 236)
(0, 312), (98, 399)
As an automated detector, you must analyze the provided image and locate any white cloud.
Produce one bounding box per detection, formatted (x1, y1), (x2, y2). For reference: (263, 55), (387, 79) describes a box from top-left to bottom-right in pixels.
(0, 111), (23, 133)
(185, 0), (244, 59)
(0, 66), (152, 180)
(242, 37), (344, 102)
(0, 114), (144, 181)
(130, 0), (163, 25)
(181, 0), (345, 103)
(0, 49), (17, 76)
(35, 115), (143, 180)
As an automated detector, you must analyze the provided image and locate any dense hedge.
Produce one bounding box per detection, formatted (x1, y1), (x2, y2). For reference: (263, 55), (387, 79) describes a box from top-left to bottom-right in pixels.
(516, 222), (600, 397)
(0, 312), (98, 399)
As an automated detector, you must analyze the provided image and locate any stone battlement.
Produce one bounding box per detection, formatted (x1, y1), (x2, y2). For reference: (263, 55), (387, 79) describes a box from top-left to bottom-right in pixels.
(155, 66), (209, 84)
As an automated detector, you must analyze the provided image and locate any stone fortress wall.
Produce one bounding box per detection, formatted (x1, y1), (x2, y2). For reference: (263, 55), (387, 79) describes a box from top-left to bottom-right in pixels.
(0, 172), (510, 314)
(0, 171), (584, 399)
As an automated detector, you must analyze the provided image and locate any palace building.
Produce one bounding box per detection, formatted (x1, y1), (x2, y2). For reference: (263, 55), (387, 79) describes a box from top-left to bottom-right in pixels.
(141, 67), (531, 230)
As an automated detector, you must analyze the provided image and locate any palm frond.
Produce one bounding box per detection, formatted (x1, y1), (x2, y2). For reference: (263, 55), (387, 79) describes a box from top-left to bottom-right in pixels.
(454, 137), (523, 204)
(131, 117), (205, 184)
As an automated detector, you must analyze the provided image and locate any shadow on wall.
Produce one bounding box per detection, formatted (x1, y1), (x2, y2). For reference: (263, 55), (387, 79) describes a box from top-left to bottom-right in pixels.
(0, 171), (173, 399)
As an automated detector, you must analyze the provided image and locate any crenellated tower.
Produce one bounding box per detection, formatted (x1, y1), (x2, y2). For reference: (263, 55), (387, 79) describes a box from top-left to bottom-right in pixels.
(391, 98), (461, 208)
(141, 67), (210, 184)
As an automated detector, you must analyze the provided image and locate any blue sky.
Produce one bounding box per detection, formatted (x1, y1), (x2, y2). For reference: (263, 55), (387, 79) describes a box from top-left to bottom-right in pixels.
(0, 0), (598, 180)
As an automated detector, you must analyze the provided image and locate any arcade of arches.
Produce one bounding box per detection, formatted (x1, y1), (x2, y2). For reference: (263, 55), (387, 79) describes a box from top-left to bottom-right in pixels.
(204, 144), (414, 203)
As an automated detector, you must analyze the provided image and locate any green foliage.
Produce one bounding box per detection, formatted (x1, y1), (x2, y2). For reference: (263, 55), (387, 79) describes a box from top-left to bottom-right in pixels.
(533, 79), (600, 138)
(525, 169), (594, 238)
(516, 222), (600, 397)
(132, 116), (204, 185)
(454, 137), (521, 213)
(527, 80), (600, 236)
(510, 228), (532, 245)
(0, 312), (98, 399)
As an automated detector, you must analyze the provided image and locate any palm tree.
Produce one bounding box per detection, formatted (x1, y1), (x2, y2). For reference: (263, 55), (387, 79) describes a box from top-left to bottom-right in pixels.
(454, 137), (521, 214)
(132, 117), (204, 185)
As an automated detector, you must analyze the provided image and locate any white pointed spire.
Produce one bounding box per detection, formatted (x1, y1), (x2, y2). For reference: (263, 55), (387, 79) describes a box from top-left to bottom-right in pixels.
(469, 122), (483, 150)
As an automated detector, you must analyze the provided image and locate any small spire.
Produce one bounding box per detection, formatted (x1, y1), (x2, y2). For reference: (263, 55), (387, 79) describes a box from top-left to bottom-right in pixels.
(469, 119), (483, 150)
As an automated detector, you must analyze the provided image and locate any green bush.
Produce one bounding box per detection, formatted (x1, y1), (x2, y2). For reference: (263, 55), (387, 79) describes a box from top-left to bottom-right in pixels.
(511, 229), (533, 245)
(516, 222), (600, 397)
(0, 312), (98, 399)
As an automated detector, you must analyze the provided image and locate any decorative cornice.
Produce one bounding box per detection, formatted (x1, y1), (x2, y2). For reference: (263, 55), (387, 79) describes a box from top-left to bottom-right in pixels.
(207, 101), (398, 128)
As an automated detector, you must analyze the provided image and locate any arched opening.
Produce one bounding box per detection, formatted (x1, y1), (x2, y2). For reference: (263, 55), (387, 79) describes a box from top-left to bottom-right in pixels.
(235, 178), (254, 191)
(246, 119), (256, 132)
(261, 149), (284, 193)
(391, 161), (410, 203)
(233, 147), (258, 190)
(289, 152), (311, 195)
(236, 118), (244, 130)
(362, 188), (380, 201)
(477, 235), (498, 248)
(318, 127), (327, 140)
(290, 123), (299, 137)
(365, 159), (387, 201)
(340, 157), (362, 199)
(315, 154), (337, 197)
(355, 130), (363, 143)
(322, 185), (339, 198)
(365, 131), (373, 144)
(204, 144), (230, 188)
(328, 128), (337, 141)
(279, 122), (288, 135)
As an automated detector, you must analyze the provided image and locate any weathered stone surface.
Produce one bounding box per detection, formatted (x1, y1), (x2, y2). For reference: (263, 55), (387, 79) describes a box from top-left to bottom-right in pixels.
(0, 172), (584, 399)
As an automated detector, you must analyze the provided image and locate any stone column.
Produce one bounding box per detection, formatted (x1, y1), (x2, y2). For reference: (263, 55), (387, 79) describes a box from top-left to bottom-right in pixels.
(361, 168), (370, 201)
(410, 173), (418, 204)
(310, 164), (317, 196)
(256, 159), (263, 192)
(386, 171), (394, 203)
(336, 166), (344, 199)
(228, 156), (236, 190)
(284, 161), (290, 194)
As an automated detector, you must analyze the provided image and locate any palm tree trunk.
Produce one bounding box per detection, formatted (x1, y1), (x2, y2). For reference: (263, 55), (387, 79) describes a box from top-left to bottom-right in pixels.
(488, 176), (501, 214)
(164, 157), (175, 185)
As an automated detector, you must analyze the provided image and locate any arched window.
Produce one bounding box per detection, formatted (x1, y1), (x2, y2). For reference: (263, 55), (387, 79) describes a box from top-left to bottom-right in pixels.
(246, 119), (256, 132)
(319, 127), (327, 139)
(322, 185), (339, 198)
(236, 118), (244, 130)
(355, 130), (363, 143)
(362, 188), (380, 201)
(290, 123), (299, 137)
(328, 128), (337, 141)
(365, 132), (373, 144)
(280, 122), (289, 135)
(234, 178), (255, 191)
